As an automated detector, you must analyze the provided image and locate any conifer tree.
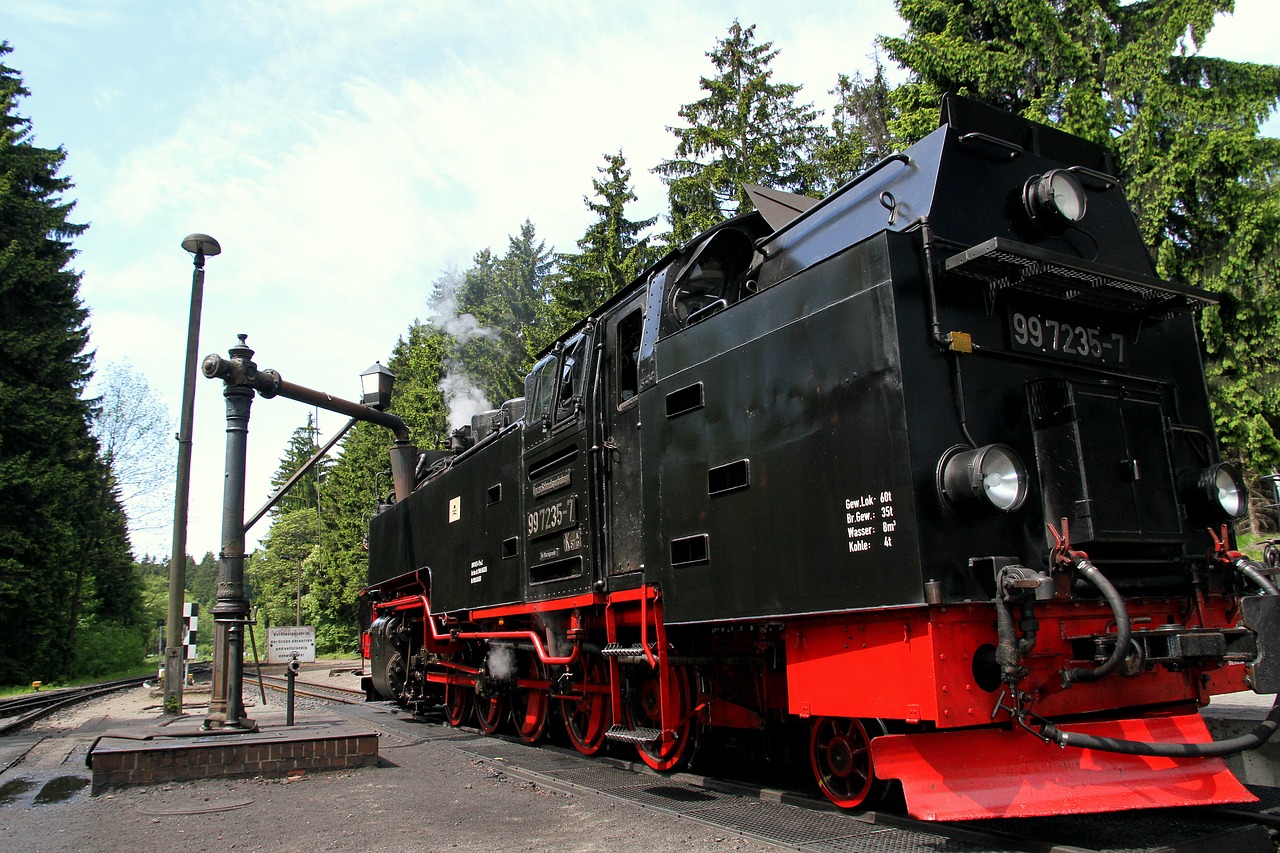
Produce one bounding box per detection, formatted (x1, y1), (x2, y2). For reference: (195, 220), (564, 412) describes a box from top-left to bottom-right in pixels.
(0, 43), (136, 681)
(269, 413), (324, 519)
(446, 221), (554, 403)
(813, 60), (897, 193)
(532, 151), (660, 354)
(655, 21), (824, 244)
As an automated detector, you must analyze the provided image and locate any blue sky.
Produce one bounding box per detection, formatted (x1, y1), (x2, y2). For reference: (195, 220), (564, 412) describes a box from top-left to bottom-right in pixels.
(4, 1), (1278, 559)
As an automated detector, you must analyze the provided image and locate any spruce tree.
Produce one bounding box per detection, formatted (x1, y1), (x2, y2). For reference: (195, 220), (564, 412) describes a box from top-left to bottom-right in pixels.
(532, 151), (659, 355)
(269, 413), (324, 519)
(0, 43), (135, 681)
(813, 61), (897, 193)
(655, 21), (824, 244)
(446, 221), (554, 403)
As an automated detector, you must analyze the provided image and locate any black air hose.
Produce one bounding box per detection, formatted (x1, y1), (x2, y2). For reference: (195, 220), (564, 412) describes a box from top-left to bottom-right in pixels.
(1037, 693), (1280, 758)
(1231, 556), (1280, 597)
(1061, 558), (1131, 686)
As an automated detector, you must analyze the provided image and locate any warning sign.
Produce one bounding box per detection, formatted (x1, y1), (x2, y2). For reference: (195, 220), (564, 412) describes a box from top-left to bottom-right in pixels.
(267, 626), (316, 664)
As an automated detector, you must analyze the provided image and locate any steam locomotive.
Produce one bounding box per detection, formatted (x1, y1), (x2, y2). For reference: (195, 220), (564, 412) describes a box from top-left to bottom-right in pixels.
(360, 95), (1280, 820)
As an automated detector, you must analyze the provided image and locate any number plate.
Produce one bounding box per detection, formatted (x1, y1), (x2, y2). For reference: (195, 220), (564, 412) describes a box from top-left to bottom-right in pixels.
(1008, 309), (1128, 365)
(527, 496), (578, 539)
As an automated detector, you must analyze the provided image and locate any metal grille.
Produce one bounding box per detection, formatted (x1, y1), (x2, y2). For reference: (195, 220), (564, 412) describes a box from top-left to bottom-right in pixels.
(804, 827), (999, 853)
(445, 731), (1271, 852)
(944, 238), (1213, 315)
(677, 799), (884, 847)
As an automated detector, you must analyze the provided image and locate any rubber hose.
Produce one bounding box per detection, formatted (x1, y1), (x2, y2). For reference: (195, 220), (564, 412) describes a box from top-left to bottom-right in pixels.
(1061, 559), (1131, 686)
(1042, 693), (1280, 758)
(1234, 557), (1280, 597)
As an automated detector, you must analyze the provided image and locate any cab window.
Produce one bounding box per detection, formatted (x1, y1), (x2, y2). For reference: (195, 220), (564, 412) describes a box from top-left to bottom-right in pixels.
(556, 335), (587, 420)
(524, 353), (558, 427)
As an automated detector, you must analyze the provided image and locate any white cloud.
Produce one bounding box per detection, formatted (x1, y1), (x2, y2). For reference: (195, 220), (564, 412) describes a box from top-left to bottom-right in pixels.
(10, 0), (1276, 557)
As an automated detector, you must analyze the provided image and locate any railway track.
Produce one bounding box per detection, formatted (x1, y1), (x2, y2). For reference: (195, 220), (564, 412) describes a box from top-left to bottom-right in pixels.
(242, 675), (1280, 852)
(246, 671), (367, 705)
(0, 676), (153, 735)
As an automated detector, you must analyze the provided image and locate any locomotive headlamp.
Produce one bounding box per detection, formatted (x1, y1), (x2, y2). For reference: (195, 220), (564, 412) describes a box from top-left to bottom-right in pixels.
(1024, 169), (1087, 231)
(1178, 462), (1248, 523)
(938, 444), (1029, 513)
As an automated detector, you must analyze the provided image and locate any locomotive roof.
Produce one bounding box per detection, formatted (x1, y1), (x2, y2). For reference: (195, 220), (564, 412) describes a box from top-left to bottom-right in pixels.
(541, 95), (1212, 359)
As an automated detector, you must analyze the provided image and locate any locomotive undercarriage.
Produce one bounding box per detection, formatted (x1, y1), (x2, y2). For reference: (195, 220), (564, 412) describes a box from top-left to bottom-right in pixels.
(365, 565), (1269, 818)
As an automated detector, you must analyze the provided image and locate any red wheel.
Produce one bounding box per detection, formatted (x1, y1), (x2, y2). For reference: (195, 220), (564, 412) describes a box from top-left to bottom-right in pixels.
(511, 656), (551, 744)
(625, 664), (694, 771)
(561, 655), (610, 755)
(443, 678), (470, 727)
(810, 717), (888, 809)
(475, 691), (504, 735)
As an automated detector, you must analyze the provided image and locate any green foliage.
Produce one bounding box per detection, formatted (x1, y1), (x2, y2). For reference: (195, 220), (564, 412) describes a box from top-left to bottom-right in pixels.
(70, 619), (148, 679)
(655, 20), (825, 244)
(0, 43), (138, 683)
(187, 551), (218, 611)
(432, 221), (555, 406)
(533, 151), (660, 354)
(879, 0), (1280, 518)
(269, 413), (324, 518)
(812, 60), (898, 192)
(247, 509), (320, 631)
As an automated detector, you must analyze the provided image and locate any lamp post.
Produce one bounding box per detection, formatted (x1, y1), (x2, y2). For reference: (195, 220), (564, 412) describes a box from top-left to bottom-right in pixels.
(163, 233), (220, 716)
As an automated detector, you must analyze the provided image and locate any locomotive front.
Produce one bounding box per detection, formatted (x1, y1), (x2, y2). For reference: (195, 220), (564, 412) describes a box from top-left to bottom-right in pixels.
(753, 95), (1280, 817)
(358, 95), (1280, 821)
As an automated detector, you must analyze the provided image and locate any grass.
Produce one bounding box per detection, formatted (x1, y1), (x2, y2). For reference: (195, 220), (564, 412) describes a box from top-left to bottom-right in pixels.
(0, 660), (161, 699)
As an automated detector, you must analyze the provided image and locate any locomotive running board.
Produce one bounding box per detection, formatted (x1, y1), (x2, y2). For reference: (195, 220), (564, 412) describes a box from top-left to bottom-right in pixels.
(871, 713), (1256, 821)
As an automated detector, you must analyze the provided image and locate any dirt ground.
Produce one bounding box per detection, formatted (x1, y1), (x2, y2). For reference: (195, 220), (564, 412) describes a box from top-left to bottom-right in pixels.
(0, 662), (784, 852)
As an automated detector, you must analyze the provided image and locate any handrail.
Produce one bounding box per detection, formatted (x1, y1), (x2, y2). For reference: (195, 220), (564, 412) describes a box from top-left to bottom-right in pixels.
(757, 153), (912, 252)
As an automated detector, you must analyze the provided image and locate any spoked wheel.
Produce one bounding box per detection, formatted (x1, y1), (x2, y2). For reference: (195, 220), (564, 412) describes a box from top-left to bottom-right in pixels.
(442, 677), (470, 728)
(475, 691), (505, 735)
(810, 716), (889, 810)
(561, 654), (611, 755)
(510, 656), (551, 744)
(625, 664), (694, 771)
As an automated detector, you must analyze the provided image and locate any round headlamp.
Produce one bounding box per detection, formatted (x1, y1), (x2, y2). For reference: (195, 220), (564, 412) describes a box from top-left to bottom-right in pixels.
(1024, 169), (1087, 233)
(938, 444), (1029, 514)
(1178, 463), (1247, 523)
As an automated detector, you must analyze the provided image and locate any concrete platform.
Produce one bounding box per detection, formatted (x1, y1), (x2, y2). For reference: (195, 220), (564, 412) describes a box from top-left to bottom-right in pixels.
(87, 713), (377, 793)
(1203, 690), (1280, 788)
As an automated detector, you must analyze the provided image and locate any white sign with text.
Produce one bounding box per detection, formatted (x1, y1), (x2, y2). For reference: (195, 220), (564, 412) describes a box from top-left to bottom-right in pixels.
(267, 626), (316, 664)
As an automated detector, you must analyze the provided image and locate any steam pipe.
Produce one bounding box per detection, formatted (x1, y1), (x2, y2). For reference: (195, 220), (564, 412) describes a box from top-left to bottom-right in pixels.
(1061, 558), (1132, 687)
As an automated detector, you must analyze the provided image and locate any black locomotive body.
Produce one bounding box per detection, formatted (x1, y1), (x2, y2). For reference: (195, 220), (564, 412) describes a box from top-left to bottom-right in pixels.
(361, 96), (1280, 819)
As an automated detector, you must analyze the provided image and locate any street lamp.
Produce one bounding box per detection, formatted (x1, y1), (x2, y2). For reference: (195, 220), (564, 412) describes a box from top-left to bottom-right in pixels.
(164, 233), (220, 716)
(360, 362), (394, 410)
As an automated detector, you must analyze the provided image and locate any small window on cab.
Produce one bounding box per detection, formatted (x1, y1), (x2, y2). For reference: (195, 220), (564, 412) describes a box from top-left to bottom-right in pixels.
(556, 335), (587, 421)
(524, 353), (558, 428)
